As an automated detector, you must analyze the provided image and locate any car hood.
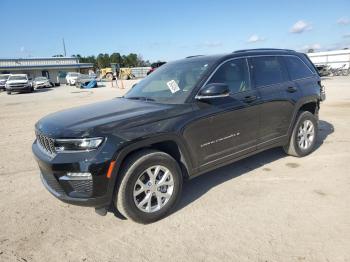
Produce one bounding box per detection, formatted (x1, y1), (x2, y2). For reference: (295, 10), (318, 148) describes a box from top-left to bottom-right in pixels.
(36, 98), (191, 138)
(7, 80), (28, 84)
(35, 80), (47, 84)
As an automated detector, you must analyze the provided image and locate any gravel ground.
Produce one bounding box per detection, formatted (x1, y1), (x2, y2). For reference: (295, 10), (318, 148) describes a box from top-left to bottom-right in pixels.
(0, 77), (349, 262)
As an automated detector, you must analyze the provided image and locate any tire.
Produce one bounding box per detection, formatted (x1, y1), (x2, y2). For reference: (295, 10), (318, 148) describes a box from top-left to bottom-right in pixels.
(106, 73), (113, 81)
(7, 90), (11, 95)
(115, 149), (183, 224)
(283, 111), (318, 157)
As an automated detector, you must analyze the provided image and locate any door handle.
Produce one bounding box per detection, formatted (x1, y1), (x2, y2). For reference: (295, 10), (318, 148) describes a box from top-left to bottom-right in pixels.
(287, 86), (297, 93)
(242, 95), (257, 103)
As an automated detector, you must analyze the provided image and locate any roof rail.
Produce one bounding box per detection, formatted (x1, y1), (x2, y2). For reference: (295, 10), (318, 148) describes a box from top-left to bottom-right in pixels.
(233, 48), (295, 53)
(186, 55), (204, 58)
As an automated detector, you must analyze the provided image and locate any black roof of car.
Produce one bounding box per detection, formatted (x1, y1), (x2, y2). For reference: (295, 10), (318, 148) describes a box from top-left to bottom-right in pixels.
(184, 48), (300, 63)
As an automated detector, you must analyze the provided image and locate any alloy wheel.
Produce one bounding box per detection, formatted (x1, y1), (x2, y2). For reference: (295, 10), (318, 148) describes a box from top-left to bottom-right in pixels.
(133, 165), (174, 213)
(297, 120), (315, 150)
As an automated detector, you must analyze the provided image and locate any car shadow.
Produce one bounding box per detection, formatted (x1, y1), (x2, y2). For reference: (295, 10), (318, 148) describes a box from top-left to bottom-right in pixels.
(175, 119), (334, 212)
(315, 120), (334, 150)
(33, 88), (54, 93)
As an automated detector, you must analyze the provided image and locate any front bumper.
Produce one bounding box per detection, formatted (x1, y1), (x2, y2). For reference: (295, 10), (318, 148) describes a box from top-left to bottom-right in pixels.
(32, 139), (119, 208)
(6, 85), (31, 91)
(34, 83), (50, 88)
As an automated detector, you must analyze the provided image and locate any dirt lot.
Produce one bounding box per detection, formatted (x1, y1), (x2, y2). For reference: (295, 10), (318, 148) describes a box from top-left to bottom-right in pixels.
(0, 77), (349, 262)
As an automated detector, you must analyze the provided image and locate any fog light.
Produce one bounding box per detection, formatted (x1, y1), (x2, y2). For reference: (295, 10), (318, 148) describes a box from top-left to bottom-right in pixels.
(67, 172), (92, 179)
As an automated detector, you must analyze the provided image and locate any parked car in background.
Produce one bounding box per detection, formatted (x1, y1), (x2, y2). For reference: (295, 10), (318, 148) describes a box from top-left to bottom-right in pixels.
(146, 61), (166, 75)
(5, 74), (33, 94)
(33, 49), (325, 223)
(0, 74), (11, 90)
(75, 74), (96, 87)
(316, 65), (331, 77)
(65, 72), (80, 85)
(33, 76), (51, 89)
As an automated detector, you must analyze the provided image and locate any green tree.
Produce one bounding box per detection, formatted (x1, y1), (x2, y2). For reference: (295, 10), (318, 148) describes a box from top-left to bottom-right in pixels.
(110, 52), (122, 65)
(67, 52), (152, 69)
(97, 53), (110, 68)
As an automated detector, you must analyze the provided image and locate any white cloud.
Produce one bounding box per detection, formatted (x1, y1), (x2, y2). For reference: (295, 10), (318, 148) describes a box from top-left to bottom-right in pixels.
(302, 43), (321, 52)
(247, 34), (265, 43)
(290, 20), (312, 33)
(337, 17), (350, 25)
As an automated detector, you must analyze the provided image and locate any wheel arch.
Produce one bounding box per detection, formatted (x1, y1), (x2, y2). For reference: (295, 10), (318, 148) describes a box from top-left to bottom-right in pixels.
(112, 135), (193, 182)
(287, 97), (320, 138)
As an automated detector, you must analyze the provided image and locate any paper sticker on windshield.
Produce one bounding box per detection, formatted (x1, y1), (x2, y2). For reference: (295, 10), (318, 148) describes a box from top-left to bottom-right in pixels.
(167, 80), (180, 93)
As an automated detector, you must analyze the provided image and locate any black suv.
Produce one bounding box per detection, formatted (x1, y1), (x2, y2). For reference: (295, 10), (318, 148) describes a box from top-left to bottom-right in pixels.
(32, 49), (325, 223)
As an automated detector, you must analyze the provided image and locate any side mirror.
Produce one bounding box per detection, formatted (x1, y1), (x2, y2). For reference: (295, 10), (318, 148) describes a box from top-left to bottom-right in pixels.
(195, 83), (230, 100)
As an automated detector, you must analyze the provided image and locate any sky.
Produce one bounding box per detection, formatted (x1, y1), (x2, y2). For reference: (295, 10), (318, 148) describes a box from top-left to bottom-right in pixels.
(1, 0), (350, 62)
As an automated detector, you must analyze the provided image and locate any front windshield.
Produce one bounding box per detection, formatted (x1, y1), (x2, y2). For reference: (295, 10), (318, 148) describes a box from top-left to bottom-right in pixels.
(9, 75), (27, 81)
(125, 58), (215, 104)
(0, 75), (9, 80)
(35, 77), (47, 81)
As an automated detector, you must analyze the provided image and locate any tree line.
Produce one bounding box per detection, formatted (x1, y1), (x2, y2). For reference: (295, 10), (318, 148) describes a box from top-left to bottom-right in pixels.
(54, 53), (152, 69)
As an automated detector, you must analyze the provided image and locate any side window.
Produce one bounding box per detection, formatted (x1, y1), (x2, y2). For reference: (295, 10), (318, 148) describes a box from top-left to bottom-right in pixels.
(284, 56), (314, 80)
(250, 56), (286, 87)
(208, 58), (250, 94)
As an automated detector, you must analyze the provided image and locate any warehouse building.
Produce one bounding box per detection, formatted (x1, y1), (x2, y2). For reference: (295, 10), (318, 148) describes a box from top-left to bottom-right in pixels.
(0, 57), (93, 84)
(307, 49), (350, 69)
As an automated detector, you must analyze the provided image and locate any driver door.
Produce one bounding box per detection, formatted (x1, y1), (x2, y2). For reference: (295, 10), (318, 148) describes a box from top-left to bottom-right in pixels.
(183, 58), (261, 169)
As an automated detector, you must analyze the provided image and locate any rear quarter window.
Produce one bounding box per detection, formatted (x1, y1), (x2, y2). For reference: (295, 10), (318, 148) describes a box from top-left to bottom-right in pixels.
(284, 56), (314, 80)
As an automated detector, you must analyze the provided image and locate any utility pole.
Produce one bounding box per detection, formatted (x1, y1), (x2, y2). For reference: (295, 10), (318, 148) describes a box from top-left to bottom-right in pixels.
(62, 38), (67, 57)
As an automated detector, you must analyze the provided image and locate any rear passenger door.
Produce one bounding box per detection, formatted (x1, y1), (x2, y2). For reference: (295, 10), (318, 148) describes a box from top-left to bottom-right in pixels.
(249, 56), (294, 147)
(283, 55), (317, 103)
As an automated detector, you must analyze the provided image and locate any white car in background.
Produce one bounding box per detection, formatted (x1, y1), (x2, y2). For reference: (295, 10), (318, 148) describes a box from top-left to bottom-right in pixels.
(0, 74), (11, 90)
(65, 72), (80, 85)
(32, 76), (51, 89)
(5, 74), (33, 94)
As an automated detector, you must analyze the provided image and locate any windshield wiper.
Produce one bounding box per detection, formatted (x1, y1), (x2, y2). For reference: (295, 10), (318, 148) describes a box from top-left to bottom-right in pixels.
(126, 96), (155, 101)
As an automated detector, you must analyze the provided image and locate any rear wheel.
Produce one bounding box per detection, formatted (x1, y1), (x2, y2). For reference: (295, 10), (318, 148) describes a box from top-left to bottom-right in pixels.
(106, 73), (113, 81)
(115, 149), (183, 224)
(284, 111), (318, 157)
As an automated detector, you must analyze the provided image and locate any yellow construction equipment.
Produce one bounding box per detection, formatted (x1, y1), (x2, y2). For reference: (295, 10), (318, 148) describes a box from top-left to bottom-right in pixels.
(99, 64), (134, 80)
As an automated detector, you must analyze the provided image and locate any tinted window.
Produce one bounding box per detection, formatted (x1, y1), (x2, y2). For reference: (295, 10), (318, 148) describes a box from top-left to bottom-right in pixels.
(284, 56), (314, 80)
(125, 58), (215, 104)
(251, 56), (286, 87)
(300, 54), (317, 74)
(208, 58), (250, 94)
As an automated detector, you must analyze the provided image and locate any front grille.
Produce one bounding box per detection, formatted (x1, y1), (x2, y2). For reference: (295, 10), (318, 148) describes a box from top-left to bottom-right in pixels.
(9, 83), (27, 87)
(36, 130), (56, 156)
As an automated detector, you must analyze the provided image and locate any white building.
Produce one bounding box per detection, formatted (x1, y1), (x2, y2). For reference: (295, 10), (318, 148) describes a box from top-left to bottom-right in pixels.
(0, 57), (93, 84)
(307, 49), (350, 69)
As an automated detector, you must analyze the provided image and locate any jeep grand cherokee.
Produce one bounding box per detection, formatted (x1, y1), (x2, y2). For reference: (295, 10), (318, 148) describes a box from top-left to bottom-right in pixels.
(32, 49), (325, 223)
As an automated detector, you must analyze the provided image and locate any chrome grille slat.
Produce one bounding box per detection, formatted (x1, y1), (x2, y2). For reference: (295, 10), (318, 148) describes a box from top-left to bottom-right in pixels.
(36, 130), (56, 156)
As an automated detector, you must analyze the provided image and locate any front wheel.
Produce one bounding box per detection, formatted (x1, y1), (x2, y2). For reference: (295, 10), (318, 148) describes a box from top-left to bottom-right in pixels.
(284, 111), (318, 157)
(7, 90), (11, 95)
(115, 149), (183, 224)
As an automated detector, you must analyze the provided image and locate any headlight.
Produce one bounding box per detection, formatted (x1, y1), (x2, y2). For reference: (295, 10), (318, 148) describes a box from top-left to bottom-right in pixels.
(54, 137), (104, 152)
